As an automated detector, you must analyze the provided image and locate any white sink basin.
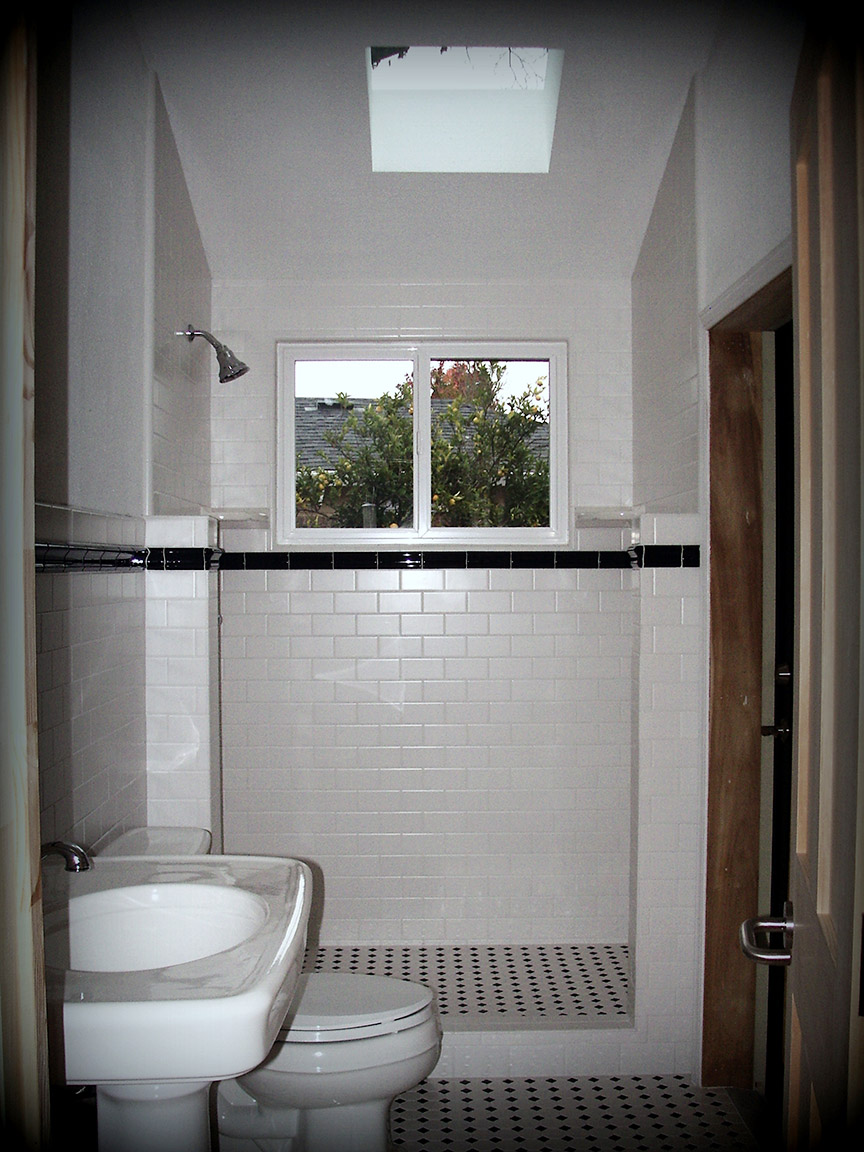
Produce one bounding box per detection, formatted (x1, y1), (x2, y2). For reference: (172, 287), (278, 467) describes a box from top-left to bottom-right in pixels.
(45, 882), (268, 972)
(43, 855), (312, 1086)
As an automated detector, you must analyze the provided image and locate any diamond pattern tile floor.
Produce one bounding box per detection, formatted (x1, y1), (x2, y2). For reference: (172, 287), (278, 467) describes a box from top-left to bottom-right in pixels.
(391, 1076), (764, 1151)
(306, 943), (630, 1029)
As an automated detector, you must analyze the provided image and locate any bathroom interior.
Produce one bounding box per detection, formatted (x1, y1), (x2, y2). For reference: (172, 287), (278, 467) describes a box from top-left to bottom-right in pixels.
(25, 0), (807, 1147)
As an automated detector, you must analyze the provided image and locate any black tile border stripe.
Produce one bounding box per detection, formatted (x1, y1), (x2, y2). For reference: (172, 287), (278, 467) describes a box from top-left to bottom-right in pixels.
(211, 544), (700, 571)
(36, 542), (700, 573)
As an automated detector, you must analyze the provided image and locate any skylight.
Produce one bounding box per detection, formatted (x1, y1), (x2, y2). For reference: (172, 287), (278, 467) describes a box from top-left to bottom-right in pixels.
(367, 46), (564, 173)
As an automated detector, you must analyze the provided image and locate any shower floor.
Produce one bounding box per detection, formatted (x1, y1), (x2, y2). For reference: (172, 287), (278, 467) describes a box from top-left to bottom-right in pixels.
(305, 943), (631, 1030)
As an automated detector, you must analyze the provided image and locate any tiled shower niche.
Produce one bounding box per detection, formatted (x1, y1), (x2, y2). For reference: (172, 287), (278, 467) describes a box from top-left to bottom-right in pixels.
(219, 563), (637, 969)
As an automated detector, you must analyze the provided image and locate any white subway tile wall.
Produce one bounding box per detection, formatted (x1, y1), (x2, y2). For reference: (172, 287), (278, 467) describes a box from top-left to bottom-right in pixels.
(209, 278), (633, 517)
(145, 569), (218, 829)
(629, 558), (704, 1076)
(212, 277), (641, 945)
(436, 550), (704, 1077)
(220, 565), (637, 946)
(143, 517), (222, 836)
(206, 277), (707, 1073)
(36, 569), (148, 846)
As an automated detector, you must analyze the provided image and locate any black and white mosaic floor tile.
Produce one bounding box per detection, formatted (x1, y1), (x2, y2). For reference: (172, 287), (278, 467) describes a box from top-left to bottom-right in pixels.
(306, 944), (631, 1028)
(390, 1076), (763, 1152)
(51, 1077), (765, 1152)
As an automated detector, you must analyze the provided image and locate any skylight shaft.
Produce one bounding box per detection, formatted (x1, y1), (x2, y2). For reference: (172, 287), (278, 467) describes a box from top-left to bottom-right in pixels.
(366, 45), (563, 173)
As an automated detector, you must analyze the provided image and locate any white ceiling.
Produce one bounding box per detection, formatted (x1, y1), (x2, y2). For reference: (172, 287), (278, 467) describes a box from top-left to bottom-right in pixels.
(131, 0), (726, 284)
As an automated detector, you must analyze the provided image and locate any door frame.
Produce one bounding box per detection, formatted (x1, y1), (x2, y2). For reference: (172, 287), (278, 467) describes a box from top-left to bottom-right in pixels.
(703, 269), (793, 1089)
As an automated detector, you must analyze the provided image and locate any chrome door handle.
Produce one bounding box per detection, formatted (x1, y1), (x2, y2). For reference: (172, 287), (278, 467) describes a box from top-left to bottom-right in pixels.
(739, 901), (794, 965)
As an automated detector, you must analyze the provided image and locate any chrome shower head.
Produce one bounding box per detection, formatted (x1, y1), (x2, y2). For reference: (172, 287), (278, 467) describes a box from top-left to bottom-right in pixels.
(176, 325), (249, 382)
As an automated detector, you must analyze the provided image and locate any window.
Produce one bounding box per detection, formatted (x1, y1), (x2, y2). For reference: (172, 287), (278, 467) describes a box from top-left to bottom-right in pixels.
(275, 341), (568, 547)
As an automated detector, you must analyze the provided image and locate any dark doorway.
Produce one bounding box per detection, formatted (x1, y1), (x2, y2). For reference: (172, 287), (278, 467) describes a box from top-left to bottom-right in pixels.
(764, 319), (794, 1124)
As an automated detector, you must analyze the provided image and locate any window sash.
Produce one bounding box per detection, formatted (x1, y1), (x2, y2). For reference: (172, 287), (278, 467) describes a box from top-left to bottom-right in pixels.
(275, 340), (568, 547)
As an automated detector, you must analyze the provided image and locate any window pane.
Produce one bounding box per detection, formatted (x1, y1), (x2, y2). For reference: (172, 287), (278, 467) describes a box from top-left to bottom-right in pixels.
(295, 360), (415, 529)
(429, 360), (550, 527)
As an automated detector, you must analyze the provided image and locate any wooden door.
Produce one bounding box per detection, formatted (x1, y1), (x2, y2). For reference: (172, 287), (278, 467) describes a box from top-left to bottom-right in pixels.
(0, 19), (49, 1149)
(786, 36), (863, 1148)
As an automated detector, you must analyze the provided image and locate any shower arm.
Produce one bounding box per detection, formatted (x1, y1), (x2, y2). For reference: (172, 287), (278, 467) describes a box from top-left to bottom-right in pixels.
(177, 325), (223, 352)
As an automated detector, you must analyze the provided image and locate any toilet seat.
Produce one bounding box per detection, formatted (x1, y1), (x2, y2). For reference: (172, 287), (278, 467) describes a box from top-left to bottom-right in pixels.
(280, 974), (436, 1043)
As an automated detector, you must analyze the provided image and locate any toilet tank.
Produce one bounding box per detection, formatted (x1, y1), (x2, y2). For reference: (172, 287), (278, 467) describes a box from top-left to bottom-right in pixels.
(97, 826), (212, 856)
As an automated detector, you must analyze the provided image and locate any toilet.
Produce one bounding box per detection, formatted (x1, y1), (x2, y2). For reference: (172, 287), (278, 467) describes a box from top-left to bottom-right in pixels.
(217, 971), (442, 1152)
(97, 828), (441, 1152)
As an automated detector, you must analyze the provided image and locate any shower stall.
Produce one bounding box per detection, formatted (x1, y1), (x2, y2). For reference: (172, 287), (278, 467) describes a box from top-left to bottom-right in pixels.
(217, 548), (644, 1065)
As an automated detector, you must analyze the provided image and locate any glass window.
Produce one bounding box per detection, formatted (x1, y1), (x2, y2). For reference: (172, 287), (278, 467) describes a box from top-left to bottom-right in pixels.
(276, 341), (567, 547)
(294, 360), (415, 530)
(429, 359), (550, 528)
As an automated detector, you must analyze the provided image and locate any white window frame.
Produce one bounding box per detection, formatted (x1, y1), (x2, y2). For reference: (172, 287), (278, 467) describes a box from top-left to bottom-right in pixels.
(275, 340), (568, 548)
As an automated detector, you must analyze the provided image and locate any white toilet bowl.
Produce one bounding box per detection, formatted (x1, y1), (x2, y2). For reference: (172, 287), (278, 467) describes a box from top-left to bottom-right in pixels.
(217, 972), (441, 1152)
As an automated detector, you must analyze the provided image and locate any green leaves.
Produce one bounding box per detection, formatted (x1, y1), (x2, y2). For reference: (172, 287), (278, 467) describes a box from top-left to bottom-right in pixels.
(430, 362), (549, 527)
(296, 362), (549, 530)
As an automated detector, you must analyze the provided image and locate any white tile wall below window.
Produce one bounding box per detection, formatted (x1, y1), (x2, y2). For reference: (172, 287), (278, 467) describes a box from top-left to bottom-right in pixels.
(220, 566), (637, 945)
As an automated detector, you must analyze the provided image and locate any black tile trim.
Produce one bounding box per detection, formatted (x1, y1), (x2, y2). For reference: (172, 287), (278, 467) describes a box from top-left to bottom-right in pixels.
(36, 543), (700, 573)
(215, 545), (700, 572)
(145, 548), (222, 571)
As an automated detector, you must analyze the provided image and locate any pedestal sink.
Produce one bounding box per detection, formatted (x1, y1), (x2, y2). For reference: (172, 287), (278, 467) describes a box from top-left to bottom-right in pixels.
(42, 854), (312, 1152)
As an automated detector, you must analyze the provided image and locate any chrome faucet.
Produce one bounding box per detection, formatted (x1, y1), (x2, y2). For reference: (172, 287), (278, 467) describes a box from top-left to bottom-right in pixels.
(41, 840), (92, 872)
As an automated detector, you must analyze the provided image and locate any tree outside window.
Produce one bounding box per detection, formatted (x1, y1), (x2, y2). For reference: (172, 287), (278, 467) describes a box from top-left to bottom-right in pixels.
(295, 360), (549, 530)
(277, 340), (568, 547)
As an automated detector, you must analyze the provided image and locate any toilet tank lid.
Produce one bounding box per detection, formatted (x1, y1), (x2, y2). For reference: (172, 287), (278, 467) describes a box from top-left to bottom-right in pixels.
(284, 973), (435, 1035)
(98, 826), (212, 856)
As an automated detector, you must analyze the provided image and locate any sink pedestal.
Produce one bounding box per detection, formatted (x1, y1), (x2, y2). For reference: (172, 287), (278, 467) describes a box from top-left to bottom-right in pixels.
(96, 1080), (211, 1152)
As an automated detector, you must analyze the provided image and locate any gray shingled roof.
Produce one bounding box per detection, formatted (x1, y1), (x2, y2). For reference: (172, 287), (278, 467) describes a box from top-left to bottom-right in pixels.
(295, 398), (377, 468)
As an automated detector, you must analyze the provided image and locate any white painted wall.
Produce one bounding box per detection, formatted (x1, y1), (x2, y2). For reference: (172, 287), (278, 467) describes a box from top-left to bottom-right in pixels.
(151, 81), (212, 515)
(696, 2), (803, 316)
(39, 4), (213, 521)
(66, 6), (153, 517)
(632, 87), (699, 514)
(36, 7), (216, 850)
